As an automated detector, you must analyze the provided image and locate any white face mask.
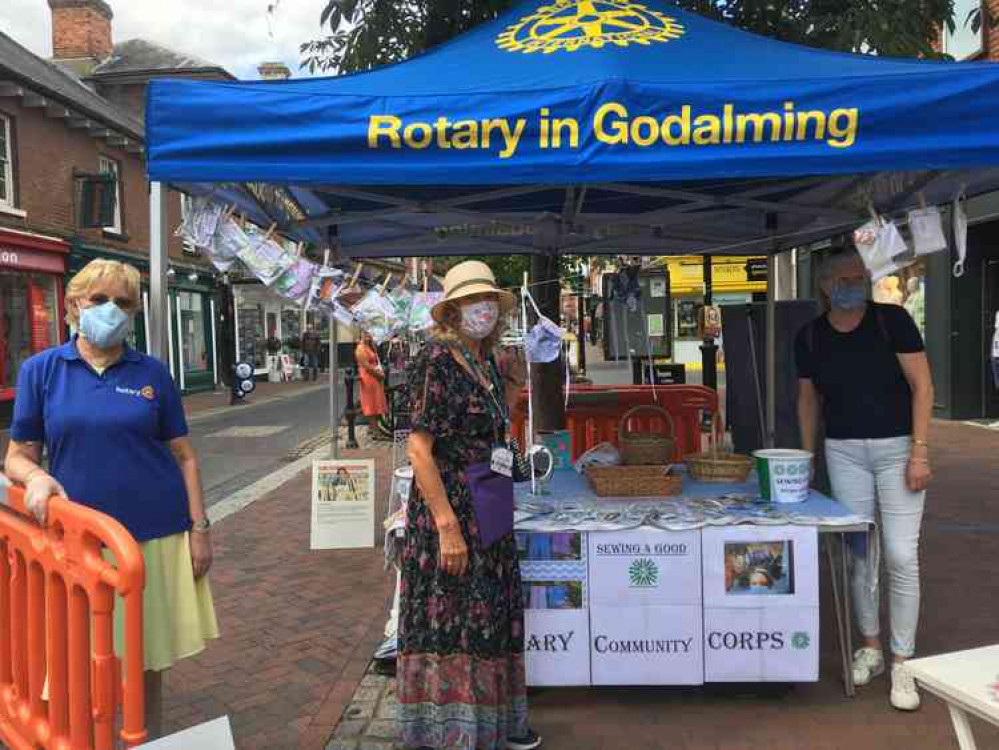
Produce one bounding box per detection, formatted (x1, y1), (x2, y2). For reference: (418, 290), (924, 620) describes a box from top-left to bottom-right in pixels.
(459, 300), (500, 340)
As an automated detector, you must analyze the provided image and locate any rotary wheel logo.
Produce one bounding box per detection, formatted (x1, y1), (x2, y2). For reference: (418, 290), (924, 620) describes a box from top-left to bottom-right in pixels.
(497, 0), (685, 54)
(629, 558), (659, 588)
(791, 632), (811, 650)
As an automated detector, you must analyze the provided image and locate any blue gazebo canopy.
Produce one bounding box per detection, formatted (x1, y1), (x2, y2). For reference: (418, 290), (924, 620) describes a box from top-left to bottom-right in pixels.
(146, 0), (999, 258)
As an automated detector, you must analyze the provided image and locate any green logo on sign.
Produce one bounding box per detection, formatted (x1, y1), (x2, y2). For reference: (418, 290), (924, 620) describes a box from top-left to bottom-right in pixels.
(629, 558), (659, 588)
(791, 632), (810, 650)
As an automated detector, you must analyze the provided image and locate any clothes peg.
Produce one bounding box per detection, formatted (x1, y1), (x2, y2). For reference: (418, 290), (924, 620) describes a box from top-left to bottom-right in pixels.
(295, 241), (304, 258)
(349, 262), (364, 289)
(264, 223), (277, 242)
(379, 273), (393, 295)
(917, 192), (927, 210)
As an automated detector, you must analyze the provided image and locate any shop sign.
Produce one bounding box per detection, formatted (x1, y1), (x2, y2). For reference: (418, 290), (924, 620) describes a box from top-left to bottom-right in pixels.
(590, 605), (704, 686)
(0, 246), (66, 274)
(745, 258), (768, 282)
(589, 530), (701, 607)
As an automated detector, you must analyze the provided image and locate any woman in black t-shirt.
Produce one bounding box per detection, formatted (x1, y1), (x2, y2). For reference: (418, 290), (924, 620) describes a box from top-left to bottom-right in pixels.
(796, 248), (934, 712)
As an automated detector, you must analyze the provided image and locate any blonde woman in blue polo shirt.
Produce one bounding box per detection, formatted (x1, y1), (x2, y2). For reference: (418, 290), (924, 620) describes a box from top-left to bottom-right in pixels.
(4, 259), (219, 738)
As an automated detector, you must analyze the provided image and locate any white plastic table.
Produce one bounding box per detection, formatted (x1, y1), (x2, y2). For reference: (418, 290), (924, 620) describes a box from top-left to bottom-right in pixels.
(906, 645), (999, 750)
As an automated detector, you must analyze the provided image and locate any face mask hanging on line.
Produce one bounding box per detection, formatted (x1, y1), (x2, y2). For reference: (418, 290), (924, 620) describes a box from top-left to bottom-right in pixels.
(523, 290), (566, 364)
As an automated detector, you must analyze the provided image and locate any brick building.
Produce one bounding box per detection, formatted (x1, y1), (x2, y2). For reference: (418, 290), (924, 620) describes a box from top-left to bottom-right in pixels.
(0, 0), (235, 434)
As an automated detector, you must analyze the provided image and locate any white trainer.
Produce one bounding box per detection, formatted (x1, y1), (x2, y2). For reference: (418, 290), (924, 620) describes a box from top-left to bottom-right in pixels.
(852, 647), (885, 686)
(890, 663), (921, 711)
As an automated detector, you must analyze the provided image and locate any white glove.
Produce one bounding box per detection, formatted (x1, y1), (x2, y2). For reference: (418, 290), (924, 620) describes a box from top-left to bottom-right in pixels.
(23, 474), (67, 524)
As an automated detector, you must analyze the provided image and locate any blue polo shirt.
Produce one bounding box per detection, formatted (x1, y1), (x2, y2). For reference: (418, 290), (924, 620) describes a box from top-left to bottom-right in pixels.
(10, 338), (191, 542)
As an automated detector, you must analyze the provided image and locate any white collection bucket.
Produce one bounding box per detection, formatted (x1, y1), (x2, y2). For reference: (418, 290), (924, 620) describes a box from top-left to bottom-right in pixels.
(753, 449), (813, 504)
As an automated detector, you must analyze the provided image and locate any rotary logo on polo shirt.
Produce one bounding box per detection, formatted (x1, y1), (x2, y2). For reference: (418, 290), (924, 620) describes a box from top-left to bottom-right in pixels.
(497, 0), (685, 54)
(114, 385), (156, 400)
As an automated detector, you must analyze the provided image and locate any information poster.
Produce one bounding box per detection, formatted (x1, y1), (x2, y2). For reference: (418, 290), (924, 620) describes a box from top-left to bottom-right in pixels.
(311, 459), (375, 549)
(518, 531), (591, 686)
(137, 717), (235, 749)
(590, 605), (703, 686)
(589, 530), (701, 607)
(703, 606), (819, 682)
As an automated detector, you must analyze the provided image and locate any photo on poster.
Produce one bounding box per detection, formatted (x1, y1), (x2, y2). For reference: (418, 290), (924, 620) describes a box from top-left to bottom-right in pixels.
(315, 465), (366, 503)
(516, 532), (583, 561)
(523, 580), (585, 610)
(724, 541), (795, 596)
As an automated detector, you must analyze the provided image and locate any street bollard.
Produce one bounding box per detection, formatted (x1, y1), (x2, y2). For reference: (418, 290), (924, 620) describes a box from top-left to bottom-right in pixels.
(343, 366), (360, 449)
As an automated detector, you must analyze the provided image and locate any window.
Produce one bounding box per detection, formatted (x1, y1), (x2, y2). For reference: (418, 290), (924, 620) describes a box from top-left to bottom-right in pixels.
(0, 114), (13, 208)
(98, 155), (123, 234)
(178, 291), (209, 372)
(1, 273), (59, 396)
(943, 0), (983, 59)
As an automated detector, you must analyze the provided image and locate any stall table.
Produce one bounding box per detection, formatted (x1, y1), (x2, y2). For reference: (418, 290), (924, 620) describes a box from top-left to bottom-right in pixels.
(514, 470), (868, 695)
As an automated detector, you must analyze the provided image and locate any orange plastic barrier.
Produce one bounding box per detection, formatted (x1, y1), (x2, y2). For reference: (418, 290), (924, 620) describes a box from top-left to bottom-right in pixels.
(0, 482), (146, 750)
(512, 385), (720, 462)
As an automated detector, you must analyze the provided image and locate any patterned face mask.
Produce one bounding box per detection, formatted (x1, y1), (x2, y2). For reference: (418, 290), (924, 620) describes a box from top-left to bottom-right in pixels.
(459, 300), (500, 340)
(524, 315), (565, 363)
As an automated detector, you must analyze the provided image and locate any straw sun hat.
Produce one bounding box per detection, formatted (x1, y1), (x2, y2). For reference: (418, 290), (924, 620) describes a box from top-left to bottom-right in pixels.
(431, 260), (516, 324)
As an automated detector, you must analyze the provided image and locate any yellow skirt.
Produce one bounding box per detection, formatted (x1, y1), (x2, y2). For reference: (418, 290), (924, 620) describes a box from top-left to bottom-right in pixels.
(109, 532), (220, 672)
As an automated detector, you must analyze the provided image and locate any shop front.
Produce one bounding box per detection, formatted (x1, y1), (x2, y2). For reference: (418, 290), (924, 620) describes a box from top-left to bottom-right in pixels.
(68, 243), (219, 395)
(234, 282), (308, 376)
(664, 256), (767, 367)
(0, 228), (68, 426)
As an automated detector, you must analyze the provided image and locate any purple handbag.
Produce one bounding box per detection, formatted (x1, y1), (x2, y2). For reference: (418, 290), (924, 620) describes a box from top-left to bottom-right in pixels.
(466, 462), (514, 548)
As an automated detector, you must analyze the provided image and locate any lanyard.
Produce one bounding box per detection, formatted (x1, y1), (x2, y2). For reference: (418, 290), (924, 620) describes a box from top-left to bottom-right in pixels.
(455, 343), (509, 441)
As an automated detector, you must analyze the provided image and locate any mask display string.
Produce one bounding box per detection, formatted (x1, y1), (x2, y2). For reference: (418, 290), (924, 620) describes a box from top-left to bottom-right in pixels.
(521, 275), (537, 495)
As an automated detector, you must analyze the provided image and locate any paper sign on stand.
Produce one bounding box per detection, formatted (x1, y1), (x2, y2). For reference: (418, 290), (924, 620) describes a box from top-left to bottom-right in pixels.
(137, 716), (235, 749)
(590, 605), (704, 686)
(310, 459), (375, 549)
(701, 525), (818, 609)
(703, 606), (820, 682)
(589, 530), (701, 607)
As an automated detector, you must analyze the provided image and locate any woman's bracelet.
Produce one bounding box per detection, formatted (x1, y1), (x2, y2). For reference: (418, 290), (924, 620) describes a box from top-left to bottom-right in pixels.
(909, 457), (930, 465)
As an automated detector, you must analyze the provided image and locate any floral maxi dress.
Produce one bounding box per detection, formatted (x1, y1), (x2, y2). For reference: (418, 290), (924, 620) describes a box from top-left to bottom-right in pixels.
(399, 342), (529, 749)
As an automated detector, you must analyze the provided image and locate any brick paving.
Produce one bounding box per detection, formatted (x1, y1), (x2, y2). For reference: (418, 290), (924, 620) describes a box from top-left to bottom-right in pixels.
(327, 420), (999, 750)
(160, 435), (398, 750)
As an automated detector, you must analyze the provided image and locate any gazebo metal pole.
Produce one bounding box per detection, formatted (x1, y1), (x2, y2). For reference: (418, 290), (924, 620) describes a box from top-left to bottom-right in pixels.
(149, 183), (170, 364)
(765, 213), (778, 449)
(766, 254), (777, 449)
(330, 319), (340, 459)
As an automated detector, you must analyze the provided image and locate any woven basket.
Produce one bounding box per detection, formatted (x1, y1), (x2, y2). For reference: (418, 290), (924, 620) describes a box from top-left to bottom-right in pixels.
(618, 405), (676, 466)
(683, 411), (753, 483)
(586, 465), (682, 497)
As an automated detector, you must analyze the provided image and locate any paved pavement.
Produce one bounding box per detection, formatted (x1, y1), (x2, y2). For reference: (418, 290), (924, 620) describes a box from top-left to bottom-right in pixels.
(323, 419), (999, 750)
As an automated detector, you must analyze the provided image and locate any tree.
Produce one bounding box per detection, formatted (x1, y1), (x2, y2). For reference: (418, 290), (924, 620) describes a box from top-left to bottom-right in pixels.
(302, 0), (986, 75)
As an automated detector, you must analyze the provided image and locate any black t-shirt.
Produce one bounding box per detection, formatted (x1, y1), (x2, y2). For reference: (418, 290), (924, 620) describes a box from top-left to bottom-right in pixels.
(794, 303), (925, 440)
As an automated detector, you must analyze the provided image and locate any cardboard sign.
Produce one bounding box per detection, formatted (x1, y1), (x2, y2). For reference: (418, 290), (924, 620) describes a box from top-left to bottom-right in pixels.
(137, 716), (235, 749)
(701, 525), (818, 609)
(525, 610), (591, 687)
(310, 460), (375, 549)
(590, 605), (704, 686)
(703, 606), (820, 682)
(589, 530), (701, 607)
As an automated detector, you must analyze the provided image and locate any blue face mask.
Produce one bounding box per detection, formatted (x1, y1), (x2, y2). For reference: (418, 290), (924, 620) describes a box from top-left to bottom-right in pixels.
(79, 301), (132, 349)
(830, 282), (867, 310)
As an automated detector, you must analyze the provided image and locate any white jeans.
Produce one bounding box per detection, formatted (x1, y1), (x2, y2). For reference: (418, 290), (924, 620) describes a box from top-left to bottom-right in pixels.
(826, 437), (925, 658)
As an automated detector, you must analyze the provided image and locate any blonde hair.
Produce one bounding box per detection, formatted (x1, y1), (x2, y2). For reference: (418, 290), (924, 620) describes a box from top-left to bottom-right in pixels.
(431, 299), (506, 355)
(65, 259), (142, 326)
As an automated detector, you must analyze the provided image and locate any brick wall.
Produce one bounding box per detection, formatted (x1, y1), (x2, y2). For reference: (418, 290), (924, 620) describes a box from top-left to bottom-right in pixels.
(987, 0), (999, 59)
(0, 94), (194, 263)
(49, 0), (113, 64)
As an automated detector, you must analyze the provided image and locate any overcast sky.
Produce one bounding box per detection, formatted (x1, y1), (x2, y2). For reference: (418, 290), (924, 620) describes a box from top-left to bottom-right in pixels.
(0, 0), (325, 80)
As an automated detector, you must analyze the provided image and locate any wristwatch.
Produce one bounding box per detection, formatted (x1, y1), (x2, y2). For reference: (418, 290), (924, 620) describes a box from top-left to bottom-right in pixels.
(191, 517), (211, 533)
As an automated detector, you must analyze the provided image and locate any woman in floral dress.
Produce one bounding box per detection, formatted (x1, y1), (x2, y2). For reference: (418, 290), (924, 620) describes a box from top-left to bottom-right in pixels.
(401, 261), (541, 750)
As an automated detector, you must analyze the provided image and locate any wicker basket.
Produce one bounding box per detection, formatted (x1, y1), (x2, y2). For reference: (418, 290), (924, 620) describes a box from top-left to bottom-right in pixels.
(683, 411), (753, 483)
(618, 405), (676, 466)
(586, 465), (682, 497)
